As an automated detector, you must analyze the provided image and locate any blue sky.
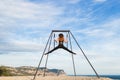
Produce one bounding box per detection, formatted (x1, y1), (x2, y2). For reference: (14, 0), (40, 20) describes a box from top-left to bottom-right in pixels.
(0, 0), (120, 75)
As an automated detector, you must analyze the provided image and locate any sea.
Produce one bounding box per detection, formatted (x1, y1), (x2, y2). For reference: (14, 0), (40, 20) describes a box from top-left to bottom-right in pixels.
(99, 75), (120, 80)
(70, 75), (120, 80)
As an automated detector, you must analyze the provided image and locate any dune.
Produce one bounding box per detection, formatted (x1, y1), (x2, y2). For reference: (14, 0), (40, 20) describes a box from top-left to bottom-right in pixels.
(0, 75), (112, 80)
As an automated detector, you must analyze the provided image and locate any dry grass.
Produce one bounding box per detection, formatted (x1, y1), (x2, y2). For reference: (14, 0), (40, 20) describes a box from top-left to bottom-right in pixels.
(0, 76), (112, 80)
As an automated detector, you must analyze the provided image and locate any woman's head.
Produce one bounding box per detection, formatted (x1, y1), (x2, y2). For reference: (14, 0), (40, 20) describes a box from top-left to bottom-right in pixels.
(59, 33), (64, 38)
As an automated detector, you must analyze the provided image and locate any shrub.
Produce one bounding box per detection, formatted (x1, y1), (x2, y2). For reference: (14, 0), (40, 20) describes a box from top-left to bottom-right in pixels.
(0, 66), (12, 76)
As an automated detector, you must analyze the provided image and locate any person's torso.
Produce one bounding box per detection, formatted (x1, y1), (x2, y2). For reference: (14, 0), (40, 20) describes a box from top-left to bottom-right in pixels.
(58, 37), (64, 42)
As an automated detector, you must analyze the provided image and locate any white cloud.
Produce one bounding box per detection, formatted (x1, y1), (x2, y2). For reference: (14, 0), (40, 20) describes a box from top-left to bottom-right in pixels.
(94, 0), (107, 2)
(74, 17), (120, 74)
(76, 17), (120, 38)
(0, 0), (62, 19)
(68, 0), (81, 4)
(0, 0), (64, 53)
(102, 18), (120, 29)
(0, 52), (41, 67)
(0, 39), (44, 52)
(0, 0), (63, 29)
(77, 28), (113, 37)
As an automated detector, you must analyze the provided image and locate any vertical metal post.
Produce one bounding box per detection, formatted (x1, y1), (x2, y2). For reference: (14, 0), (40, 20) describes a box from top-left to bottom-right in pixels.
(57, 70), (60, 76)
(68, 32), (76, 77)
(70, 31), (100, 78)
(54, 33), (55, 48)
(32, 32), (53, 80)
(43, 55), (49, 77)
(66, 32), (69, 48)
(43, 32), (53, 77)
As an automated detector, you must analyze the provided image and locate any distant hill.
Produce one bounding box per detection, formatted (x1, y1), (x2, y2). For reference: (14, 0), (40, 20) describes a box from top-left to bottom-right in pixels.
(0, 66), (66, 76)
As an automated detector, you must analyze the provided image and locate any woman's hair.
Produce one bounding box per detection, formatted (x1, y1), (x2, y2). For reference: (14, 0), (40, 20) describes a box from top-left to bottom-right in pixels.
(59, 33), (64, 38)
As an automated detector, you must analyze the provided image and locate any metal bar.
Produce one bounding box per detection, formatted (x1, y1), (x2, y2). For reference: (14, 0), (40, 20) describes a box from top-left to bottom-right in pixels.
(66, 32), (69, 48)
(52, 30), (70, 32)
(54, 33), (55, 48)
(43, 32), (53, 77)
(43, 55), (48, 77)
(57, 70), (60, 76)
(72, 55), (76, 80)
(68, 32), (76, 77)
(70, 31), (100, 78)
(32, 32), (53, 80)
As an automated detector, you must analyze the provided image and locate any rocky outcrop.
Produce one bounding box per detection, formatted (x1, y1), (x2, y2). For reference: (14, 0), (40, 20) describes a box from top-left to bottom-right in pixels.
(0, 66), (66, 76)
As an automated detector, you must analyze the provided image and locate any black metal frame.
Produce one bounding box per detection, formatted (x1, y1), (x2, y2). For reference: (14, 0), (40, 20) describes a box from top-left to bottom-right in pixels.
(32, 30), (100, 80)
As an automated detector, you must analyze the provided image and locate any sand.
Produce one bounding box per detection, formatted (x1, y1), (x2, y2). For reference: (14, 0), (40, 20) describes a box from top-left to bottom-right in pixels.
(0, 76), (112, 80)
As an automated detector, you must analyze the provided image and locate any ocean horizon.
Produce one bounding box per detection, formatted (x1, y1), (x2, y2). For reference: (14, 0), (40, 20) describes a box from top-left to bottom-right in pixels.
(69, 75), (120, 80)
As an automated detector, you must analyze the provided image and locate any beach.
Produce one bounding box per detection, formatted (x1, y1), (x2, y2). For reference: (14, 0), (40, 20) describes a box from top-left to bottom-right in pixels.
(0, 76), (112, 80)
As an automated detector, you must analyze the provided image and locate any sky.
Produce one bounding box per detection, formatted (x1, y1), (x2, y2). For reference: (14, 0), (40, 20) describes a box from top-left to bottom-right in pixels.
(0, 0), (120, 75)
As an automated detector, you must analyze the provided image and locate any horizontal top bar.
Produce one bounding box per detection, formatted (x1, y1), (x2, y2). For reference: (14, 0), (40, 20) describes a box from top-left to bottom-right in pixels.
(52, 30), (70, 32)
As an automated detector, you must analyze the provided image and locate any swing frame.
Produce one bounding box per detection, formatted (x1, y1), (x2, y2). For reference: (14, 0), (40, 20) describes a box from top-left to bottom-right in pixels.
(32, 30), (100, 80)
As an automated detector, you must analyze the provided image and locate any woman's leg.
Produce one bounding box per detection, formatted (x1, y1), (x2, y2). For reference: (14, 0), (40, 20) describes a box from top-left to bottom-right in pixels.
(44, 46), (59, 55)
(62, 46), (76, 55)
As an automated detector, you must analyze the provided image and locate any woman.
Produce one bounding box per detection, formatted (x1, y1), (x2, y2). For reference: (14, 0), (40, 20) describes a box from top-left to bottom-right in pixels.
(45, 33), (76, 55)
